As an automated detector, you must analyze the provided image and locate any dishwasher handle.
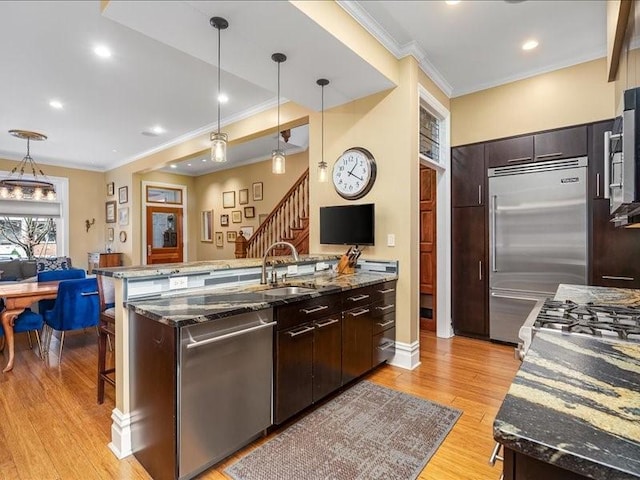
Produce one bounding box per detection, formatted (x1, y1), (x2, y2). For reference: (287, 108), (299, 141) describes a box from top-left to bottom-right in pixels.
(186, 321), (276, 350)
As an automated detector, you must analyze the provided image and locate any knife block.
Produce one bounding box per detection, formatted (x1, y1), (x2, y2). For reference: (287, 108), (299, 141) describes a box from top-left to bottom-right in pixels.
(336, 254), (355, 275)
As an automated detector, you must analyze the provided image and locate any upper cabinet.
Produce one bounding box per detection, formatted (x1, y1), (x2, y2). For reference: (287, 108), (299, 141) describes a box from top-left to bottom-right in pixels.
(486, 125), (587, 168)
(452, 144), (485, 207)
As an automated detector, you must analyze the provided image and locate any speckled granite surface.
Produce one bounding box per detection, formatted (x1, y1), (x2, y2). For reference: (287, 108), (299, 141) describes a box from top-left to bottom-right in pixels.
(555, 284), (640, 306)
(494, 331), (640, 479)
(127, 270), (397, 327)
(94, 254), (341, 279)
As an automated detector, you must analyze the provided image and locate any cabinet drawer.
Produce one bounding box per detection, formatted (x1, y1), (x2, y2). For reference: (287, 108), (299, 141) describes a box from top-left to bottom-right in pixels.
(372, 327), (395, 366)
(276, 292), (342, 331)
(486, 136), (533, 168)
(534, 125), (587, 161)
(372, 311), (395, 335)
(370, 281), (397, 304)
(343, 286), (373, 309)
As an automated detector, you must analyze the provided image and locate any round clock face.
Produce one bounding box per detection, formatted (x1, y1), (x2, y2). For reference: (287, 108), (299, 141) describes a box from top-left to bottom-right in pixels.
(332, 147), (377, 200)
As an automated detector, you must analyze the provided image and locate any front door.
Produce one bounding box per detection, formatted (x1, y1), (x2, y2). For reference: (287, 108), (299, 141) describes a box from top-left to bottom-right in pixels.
(146, 206), (183, 264)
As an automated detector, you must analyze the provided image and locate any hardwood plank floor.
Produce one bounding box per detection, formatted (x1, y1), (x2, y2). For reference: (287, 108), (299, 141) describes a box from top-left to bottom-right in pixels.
(0, 328), (520, 479)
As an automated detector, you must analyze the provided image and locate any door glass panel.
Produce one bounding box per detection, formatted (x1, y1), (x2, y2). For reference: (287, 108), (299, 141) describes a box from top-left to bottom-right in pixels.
(152, 213), (177, 248)
(146, 186), (183, 204)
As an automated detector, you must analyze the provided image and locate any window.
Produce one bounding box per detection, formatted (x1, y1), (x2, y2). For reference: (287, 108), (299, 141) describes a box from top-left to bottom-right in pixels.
(420, 106), (442, 163)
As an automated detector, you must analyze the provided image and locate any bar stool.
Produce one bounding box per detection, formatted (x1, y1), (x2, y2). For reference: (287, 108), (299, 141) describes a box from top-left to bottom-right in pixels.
(97, 274), (116, 404)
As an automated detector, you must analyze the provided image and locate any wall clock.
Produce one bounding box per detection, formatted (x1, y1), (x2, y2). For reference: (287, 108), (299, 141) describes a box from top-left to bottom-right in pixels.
(332, 147), (377, 200)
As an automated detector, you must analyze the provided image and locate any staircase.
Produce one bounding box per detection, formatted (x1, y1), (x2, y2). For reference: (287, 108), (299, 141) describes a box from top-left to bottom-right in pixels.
(244, 168), (309, 258)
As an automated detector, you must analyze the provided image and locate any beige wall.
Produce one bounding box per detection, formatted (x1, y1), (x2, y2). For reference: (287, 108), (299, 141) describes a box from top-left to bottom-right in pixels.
(451, 57), (615, 146)
(0, 157), (105, 270)
(195, 152), (309, 260)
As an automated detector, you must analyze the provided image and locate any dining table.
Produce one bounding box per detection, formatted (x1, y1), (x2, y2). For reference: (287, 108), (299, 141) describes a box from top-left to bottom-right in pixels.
(0, 281), (59, 372)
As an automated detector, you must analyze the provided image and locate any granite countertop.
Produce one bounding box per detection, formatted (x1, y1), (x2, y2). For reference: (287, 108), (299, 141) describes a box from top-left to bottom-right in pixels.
(94, 254), (341, 279)
(494, 331), (640, 479)
(555, 284), (640, 306)
(126, 270), (397, 327)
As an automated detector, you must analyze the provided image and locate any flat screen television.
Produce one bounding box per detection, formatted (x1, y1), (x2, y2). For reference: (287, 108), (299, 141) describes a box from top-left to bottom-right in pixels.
(319, 203), (375, 246)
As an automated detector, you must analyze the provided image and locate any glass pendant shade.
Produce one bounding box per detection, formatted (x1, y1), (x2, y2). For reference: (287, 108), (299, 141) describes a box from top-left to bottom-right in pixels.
(272, 149), (286, 174)
(317, 161), (328, 183)
(210, 132), (228, 163)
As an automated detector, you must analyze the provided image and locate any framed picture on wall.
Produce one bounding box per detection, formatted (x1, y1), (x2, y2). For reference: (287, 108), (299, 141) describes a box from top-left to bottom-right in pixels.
(252, 182), (263, 201)
(201, 210), (213, 242)
(118, 186), (128, 204)
(239, 188), (249, 205)
(107, 182), (115, 196)
(215, 231), (224, 247)
(223, 191), (235, 208)
(231, 210), (242, 223)
(220, 214), (229, 227)
(227, 231), (237, 242)
(118, 207), (129, 226)
(240, 226), (254, 239)
(106, 227), (114, 242)
(244, 206), (255, 218)
(105, 201), (116, 223)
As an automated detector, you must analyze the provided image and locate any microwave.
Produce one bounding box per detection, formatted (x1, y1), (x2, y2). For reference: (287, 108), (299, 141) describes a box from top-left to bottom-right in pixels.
(605, 87), (640, 227)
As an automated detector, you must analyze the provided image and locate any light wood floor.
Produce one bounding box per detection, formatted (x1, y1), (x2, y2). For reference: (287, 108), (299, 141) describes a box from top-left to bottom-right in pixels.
(0, 328), (520, 480)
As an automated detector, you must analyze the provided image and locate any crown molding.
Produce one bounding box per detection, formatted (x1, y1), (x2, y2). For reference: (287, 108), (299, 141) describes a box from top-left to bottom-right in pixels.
(336, 1), (453, 97)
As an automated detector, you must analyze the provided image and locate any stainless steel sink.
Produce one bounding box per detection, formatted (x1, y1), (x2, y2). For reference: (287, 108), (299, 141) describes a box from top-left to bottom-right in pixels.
(261, 286), (316, 297)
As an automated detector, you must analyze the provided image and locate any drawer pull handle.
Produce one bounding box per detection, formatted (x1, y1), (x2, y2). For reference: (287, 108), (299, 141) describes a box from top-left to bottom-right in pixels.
(300, 305), (329, 314)
(349, 308), (370, 317)
(377, 288), (395, 294)
(376, 319), (394, 328)
(602, 275), (634, 281)
(348, 294), (370, 302)
(488, 442), (504, 466)
(288, 325), (315, 337)
(535, 152), (562, 160)
(315, 318), (339, 328)
(506, 156), (532, 163)
(378, 341), (395, 351)
(376, 304), (395, 312)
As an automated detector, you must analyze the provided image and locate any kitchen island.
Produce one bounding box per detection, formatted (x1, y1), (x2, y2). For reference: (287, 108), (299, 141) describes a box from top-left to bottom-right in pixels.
(494, 284), (640, 480)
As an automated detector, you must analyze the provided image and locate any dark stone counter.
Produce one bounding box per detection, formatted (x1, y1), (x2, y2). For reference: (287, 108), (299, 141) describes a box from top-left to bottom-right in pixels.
(494, 331), (640, 479)
(127, 270), (397, 327)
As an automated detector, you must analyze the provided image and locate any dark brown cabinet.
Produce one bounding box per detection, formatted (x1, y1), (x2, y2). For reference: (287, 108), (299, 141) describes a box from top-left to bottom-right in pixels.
(534, 125), (587, 161)
(452, 144), (485, 207)
(590, 198), (640, 288)
(452, 206), (488, 337)
(503, 447), (590, 480)
(312, 316), (342, 402)
(485, 135), (533, 168)
(342, 295), (374, 384)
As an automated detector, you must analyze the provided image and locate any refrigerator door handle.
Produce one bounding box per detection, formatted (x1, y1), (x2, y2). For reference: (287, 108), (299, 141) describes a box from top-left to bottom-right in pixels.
(491, 195), (497, 272)
(490, 291), (541, 303)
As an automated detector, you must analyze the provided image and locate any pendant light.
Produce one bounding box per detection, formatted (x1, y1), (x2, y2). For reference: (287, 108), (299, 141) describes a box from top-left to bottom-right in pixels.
(316, 78), (329, 183)
(210, 16), (229, 163)
(271, 53), (287, 175)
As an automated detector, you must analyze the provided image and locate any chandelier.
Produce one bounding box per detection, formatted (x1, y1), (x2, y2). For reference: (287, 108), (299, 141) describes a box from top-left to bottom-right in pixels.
(1, 130), (56, 201)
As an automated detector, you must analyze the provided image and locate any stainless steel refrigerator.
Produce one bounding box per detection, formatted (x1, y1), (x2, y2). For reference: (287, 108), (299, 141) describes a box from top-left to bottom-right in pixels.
(488, 157), (588, 343)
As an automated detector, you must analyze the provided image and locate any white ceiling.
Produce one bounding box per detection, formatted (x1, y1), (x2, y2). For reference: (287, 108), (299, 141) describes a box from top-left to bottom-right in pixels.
(0, 0), (609, 174)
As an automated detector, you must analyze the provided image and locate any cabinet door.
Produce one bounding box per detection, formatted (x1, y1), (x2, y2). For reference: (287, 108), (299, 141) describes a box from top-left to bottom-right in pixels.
(312, 316), (342, 402)
(452, 206), (488, 337)
(452, 144), (485, 207)
(274, 323), (314, 424)
(534, 125), (587, 162)
(342, 307), (373, 384)
(591, 198), (640, 288)
(486, 136), (533, 168)
(588, 120), (614, 199)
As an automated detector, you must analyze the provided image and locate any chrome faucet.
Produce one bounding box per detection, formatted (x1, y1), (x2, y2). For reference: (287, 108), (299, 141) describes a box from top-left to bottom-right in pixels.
(261, 241), (299, 285)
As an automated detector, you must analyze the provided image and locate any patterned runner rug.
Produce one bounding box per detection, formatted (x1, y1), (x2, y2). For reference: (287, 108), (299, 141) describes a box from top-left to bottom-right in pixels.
(225, 380), (461, 480)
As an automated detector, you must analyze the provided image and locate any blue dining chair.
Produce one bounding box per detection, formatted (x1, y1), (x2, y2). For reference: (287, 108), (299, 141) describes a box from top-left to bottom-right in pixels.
(42, 277), (100, 363)
(0, 308), (45, 357)
(37, 268), (86, 313)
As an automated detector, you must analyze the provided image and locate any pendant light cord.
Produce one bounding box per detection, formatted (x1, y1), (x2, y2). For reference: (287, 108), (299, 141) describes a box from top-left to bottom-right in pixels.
(277, 60), (281, 151)
(321, 84), (324, 165)
(217, 25), (221, 135)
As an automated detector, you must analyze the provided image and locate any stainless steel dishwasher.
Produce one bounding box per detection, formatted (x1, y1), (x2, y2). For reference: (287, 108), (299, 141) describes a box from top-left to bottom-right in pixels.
(178, 309), (274, 480)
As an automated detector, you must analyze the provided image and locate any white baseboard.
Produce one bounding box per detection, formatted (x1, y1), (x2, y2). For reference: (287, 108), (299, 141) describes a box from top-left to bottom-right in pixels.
(389, 340), (421, 370)
(108, 408), (133, 459)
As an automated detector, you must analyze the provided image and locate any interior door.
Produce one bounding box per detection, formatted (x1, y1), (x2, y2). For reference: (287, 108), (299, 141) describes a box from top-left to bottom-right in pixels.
(419, 165), (436, 331)
(146, 206), (184, 264)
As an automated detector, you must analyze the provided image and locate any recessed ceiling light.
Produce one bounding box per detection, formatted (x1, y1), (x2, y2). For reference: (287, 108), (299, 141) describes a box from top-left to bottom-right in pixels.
(445, 1), (460, 5)
(170, 164), (177, 169)
(202, 158), (207, 162)
(218, 93), (229, 103)
(187, 163), (192, 167)
(49, 100), (63, 109)
(522, 39), (539, 51)
(94, 45), (112, 58)
(112, 149), (118, 153)
(151, 125), (165, 135)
